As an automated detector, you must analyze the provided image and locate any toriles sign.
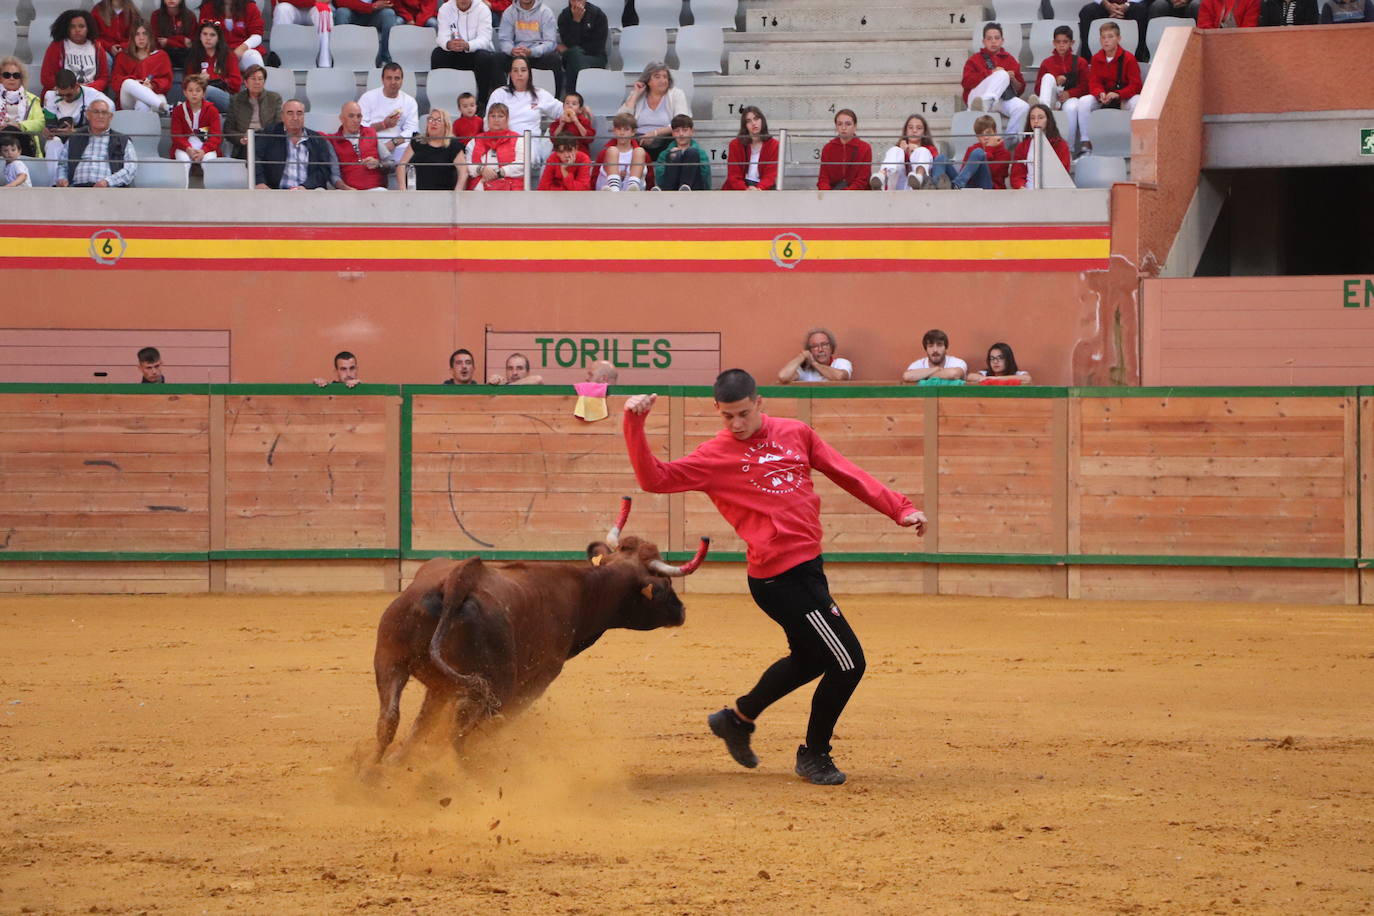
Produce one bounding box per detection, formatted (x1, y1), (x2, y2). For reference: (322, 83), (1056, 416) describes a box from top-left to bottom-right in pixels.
(485, 331), (721, 385)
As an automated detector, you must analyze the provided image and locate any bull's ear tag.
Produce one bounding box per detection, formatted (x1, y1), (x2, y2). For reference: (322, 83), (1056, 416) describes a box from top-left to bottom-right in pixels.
(591, 555), (603, 566)
(641, 584), (654, 600)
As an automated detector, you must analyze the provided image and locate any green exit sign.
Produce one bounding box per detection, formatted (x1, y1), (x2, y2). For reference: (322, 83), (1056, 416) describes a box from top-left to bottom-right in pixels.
(1363, 128), (1374, 156)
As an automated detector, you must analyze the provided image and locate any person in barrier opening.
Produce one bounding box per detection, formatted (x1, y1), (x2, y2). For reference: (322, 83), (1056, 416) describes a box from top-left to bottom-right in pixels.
(224, 64), (282, 158)
(967, 342), (1033, 385)
(443, 348), (478, 384)
(721, 105), (778, 191)
(400, 107), (467, 190)
(198, 0), (267, 72)
(42, 10), (111, 95)
(549, 90), (595, 154)
(595, 112), (646, 191)
(151, 0), (200, 72)
(432, 0), (503, 111)
(903, 329), (968, 382)
(1078, 20), (1142, 156)
(0, 59), (45, 157)
(1010, 103), (1070, 189)
(468, 102), (524, 190)
(186, 20), (242, 114)
(55, 98), (139, 187)
(272, 0), (334, 68)
(817, 108), (872, 191)
(1, 132), (31, 188)
(618, 61), (688, 166)
(330, 100), (390, 190)
(537, 132), (594, 189)
(137, 346), (165, 383)
(112, 24), (172, 112)
(42, 70), (109, 167)
(254, 99), (340, 189)
(498, 0), (564, 100)
(1259, 0), (1318, 24)
(929, 114), (1009, 190)
(961, 21), (1028, 142)
(92, 0), (142, 65)
(1036, 25), (1089, 150)
(488, 352), (543, 385)
(314, 350), (360, 387)
(171, 73), (222, 174)
(360, 62), (420, 169)
(556, 0), (608, 93)
(485, 56), (562, 167)
(1198, 0), (1262, 23)
(1077, 0), (1150, 61)
(777, 327), (853, 383)
(876, 113), (943, 190)
(654, 113), (710, 191)
(622, 371), (927, 786)
(452, 92), (484, 144)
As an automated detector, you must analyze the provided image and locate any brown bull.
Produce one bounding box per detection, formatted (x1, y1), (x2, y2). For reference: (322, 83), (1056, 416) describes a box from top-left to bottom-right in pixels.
(371, 499), (709, 762)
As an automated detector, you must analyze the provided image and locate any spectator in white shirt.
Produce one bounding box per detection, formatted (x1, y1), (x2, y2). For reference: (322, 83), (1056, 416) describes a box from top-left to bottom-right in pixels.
(42, 69), (110, 167)
(432, 0), (502, 109)
(902, 329), (968, 382)
(777, 328), (855, 383)
(359, 62), (420, 167)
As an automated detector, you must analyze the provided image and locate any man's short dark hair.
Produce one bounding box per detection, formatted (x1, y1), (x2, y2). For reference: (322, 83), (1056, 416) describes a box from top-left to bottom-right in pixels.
(983, 20), (1003, 37)
(449, 348), (473, 366)
(713, 369), (757, 403)
(552, 134), (578, 151)
(0, 131), (21, 151)
(137, 346), (160, 364)
(922, 329), (949, 348)
(55, 68), (78, 90)
(670, 113), (694, 130)
(1053, 24), (1074, 40)
(381, 62), (404, 77)
(334, 350), (356, 366)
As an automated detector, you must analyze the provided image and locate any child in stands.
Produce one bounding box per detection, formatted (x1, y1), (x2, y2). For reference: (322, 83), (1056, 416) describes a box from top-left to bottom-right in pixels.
(550, 90), (595, 155)
(170, 72), (222, 174)
(1010, 103), (1071, 189)
(1, 132), (31, 187)
(816, 108), (873, 191)
(655, 114), (710, 191)
(1036, 25), (1090, 150)
(1078, 20), (1142, 155)
(721, 105), (779, 190)
(596, 112), (646, 191)
(538, 133), (594, 190)
(876, 113), (941, 190)
(452, 91), (484, 146)
(932, 115), (1010, 189)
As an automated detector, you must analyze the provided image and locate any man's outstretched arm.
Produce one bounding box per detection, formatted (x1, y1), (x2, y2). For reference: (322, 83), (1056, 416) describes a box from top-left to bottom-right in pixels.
(809, 428), (927, 535)
(623, 394), (712, 494)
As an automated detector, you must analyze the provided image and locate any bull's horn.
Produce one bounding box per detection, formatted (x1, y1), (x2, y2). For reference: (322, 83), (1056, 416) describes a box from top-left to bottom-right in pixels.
(648, 537), (711, 578)
(605, 496), (633, 550)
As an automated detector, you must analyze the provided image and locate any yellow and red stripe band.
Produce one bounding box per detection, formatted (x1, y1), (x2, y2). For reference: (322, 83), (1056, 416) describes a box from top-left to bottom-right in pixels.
(0, 224), (1112, 273)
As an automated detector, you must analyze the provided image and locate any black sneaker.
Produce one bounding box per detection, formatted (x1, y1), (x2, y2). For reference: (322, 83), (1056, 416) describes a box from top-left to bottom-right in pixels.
(707, 708), (758, 768)
(794, 745), (846, 785)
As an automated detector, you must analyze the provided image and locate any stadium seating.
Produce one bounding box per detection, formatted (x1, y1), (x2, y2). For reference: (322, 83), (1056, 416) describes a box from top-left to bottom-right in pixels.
(424, 69), (479, 112)
(951, 109), (1004, 143)
(304, 109), (337, 133)
(532, 67), (558, 96)
(673, 25), (724, 73)
(970, 21), (1024, 58)
(598, 0), (627, 28)
(265, 66), (300, 103)
(18, 156), (51, 188)
(576, 67), (627, 114)
(388, 25), (438, 75)
(635, 0), (683, 29)
(201, 157), (250, 189)
(688, 0), (738, 29)
(330, 24), (381, 72)
(133, 158), (191, 189)
(1086, 107), (1131, 157)
(1146, 16), (1194, 56)
(1072, 153), (1127, 187)
(271, 24), (320, 71)
(1047, 0), (1082, 18)
(1086, 18), (1139, 54)
(111, 109), (162, 147)
(617, 26), (669, 73)
(1029, 20), (1076, 63)
(992, 0), (1043, 23)
(305, 67), (358, 113)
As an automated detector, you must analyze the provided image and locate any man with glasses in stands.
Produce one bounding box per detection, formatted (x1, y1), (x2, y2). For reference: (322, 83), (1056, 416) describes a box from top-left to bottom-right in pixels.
(54, 98), (139, 188)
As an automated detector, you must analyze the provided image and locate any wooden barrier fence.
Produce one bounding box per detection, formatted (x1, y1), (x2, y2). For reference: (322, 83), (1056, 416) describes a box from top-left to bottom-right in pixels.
(0, 383), (1367, 604)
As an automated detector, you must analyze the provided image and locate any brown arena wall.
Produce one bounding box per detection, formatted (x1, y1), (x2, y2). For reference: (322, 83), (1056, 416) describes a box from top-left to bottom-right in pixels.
(1, 386), (1368, 605)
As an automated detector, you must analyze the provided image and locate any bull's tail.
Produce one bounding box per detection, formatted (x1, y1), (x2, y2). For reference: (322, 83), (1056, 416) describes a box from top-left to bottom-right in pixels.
(429, 560), (501, 718)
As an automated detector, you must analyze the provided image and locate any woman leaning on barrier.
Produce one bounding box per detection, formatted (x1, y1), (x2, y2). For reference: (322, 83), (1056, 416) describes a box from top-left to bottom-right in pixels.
(966, 342), (1033, 385)
(399, 108), (467, 191)
(112, 24), (172, 112)
(720, 105), (778, 191)
(0, 58), (45, 157)
(224, 64), (282, 159)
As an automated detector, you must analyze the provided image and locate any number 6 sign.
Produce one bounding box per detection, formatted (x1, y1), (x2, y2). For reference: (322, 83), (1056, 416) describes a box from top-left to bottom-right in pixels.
(770, 232), (807, 270)
(89, 229), (126, 266)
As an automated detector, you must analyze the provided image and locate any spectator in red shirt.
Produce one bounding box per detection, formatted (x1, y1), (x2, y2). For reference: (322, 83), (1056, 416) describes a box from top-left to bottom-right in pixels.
(112, 24), (172, 111)
(91, 0), (142, 62)
(931, 114), (1010, 189)
(1036, 25), (1090, 150)
(1010, 103), (1071, 189)
(199, 0), (267, 71)
(468, 102), (524, 190)
(876, 113), (941, 190)
(1199, 0), (1261, 24)
(331, 101), (391, 190)
(595, 111), (646, 191)
(451, 92), (484, 145)
(151, 0), (199, 71)
(817, 108), (873, 191)
(1078, 20), (1142, 154)
(721, 105), (779, 190)
(550, 91), (595, 154)
(537, 133), (594, 189)
(171, 73), (222, 175)
(41, 10), (111, 95)
(961, 22), (1029, 141)
(186, 20), (242, 114)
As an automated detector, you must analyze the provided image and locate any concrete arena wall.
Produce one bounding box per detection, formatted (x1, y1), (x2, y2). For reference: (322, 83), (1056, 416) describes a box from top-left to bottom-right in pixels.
(1, 385), (1368, 605)
(0, 191), (1130, 387)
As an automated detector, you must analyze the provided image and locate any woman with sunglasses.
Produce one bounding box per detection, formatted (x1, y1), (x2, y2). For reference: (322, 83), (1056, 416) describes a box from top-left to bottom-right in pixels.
(0, 58), (44, 157)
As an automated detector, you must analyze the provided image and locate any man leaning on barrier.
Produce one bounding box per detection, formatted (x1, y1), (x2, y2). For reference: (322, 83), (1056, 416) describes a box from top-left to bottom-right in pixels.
(254, 99), (340, 190)
(55, 99), (138, 188)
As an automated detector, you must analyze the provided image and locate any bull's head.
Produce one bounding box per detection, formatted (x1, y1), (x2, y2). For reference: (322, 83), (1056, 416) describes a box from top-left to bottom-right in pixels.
(592, 496), (712, 577)
(591, 497), (710, 631)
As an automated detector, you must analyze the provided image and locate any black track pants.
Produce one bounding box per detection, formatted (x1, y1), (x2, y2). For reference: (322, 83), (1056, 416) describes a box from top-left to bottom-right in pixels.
(735, 556), (866, 754)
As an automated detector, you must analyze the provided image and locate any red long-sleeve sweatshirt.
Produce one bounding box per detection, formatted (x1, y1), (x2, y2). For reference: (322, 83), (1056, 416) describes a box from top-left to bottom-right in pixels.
(961, 47), (1025, 101)
(1087, 48), (1143, 102)
(816, 136), (873, 190)
(111, 49), (173, 103)
(1036, 50), (1091, 99)
(963, 140), (1011, 189)
(624, 410), (915, 578)
(1199, 0), (1260, 26)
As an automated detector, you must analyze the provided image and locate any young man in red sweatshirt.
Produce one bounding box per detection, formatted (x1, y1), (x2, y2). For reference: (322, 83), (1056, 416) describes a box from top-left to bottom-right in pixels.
(1078, 20), (1143, 154)
(816, 108), (873, 191)
(623, 370), (927, 786)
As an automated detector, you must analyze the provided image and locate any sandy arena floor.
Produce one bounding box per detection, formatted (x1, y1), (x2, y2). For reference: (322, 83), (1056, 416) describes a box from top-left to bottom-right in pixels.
(1, 590), (1372, 915)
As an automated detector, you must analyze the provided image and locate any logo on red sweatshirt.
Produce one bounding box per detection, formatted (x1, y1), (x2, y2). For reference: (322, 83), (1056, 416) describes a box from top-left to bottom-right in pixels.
(741, 441), (806, 494)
